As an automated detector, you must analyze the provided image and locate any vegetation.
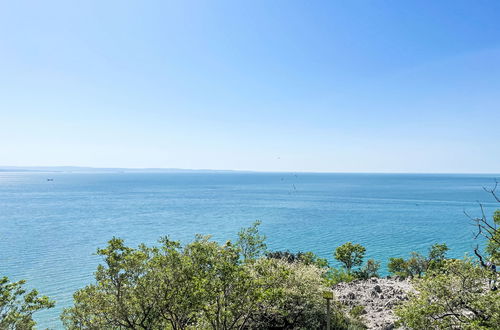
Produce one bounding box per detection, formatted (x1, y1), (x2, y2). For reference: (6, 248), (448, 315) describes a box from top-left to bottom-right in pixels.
(485, 209), (500, 262)
(5, 183), (498, 329)
(235, 220), (267, 261)
(395, 258), (500, 329)
(471, 181), (500, 265)
(0, 276), (54, 329)
(334, 242), (366, 274)
(387, 243), (449, 278)
(324, 268), (356, 286)
(355, 259), (381, 280)
(266, 250), (329, 269)
(396, 182), (500, 329)
(327, 242), (380, 284)
(247, 258), (364, 329)
(62, 222), (365, 329)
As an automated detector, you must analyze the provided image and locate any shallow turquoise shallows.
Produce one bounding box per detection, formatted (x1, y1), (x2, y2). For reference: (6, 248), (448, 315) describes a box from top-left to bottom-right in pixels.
(0, 172), (498, 328)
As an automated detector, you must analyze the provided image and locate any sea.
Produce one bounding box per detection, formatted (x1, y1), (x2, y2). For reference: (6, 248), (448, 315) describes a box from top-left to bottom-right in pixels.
(0, 172), (498, 328)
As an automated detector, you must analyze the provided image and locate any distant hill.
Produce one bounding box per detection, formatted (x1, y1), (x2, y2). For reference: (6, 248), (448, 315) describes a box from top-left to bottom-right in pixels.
(0, 166), (243, 173)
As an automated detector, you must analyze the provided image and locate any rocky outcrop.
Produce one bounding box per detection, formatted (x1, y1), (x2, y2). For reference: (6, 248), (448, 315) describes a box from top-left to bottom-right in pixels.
(333, 277), (413, 330)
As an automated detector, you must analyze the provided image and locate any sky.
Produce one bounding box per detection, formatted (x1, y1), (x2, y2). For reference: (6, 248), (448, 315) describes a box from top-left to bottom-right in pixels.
(0, 0), (499, 173)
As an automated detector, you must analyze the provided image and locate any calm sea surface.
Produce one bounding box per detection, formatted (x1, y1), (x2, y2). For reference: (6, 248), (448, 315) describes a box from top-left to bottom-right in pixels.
(0, 172), (498, 328)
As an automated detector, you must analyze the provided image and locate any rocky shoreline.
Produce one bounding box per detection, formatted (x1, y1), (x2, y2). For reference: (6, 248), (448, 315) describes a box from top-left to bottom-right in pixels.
(333, 277), (414, 330)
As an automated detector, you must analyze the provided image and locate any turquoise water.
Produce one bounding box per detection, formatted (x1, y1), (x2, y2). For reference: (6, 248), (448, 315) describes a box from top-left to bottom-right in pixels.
(0, 172), (498, 328)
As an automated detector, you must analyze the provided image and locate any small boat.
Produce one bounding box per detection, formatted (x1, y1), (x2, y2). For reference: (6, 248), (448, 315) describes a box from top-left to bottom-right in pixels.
(47, 178), (54, 181)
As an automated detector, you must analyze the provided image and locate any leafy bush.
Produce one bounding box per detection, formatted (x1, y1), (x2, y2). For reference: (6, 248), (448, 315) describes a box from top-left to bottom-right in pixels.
(349, 305), (366, 319)
(332, 242), (379, 282)
(395, 258), (500, 329)
(266, 250), (329, 269)
(334, 242), (366, 274)
(62, 236), (260, 330)
(388, 243), (449, 278)
(236, 220), (267, 261)
(248, 258), (357, 329)
(484, 209), (500, 263)
(325, 268), (356, 286)
(387, 257), (408, 278)
(354, 259), (380, 280)
(62, 223), (364, 329)
(0, 276), (55, 329)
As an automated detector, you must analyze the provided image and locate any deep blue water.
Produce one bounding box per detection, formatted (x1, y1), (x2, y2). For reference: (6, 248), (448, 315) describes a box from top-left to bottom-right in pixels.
(0, 172), (498, 328)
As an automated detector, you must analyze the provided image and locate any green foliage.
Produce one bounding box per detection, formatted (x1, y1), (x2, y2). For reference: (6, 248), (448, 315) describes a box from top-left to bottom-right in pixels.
(387, 243), (449, 278)
(406, 252), (427, 277)
(266, 250), (297, 262)
(266, 250), (329, 268)
(235, 220), (267, 261)
(395, 258), (500, 329)
(485, 209), (500, 263)
(248, 258), (357, 329)
(62, 237), (168, 329)
(396, 189), (500, 329)
(186, 236), (259, 329)
(427, 243), (449, 271)
(354, 259), (380, 280)
(387, 257), (407, 277)
(63, 231), (363, 329)
(349, 305), (366, 319)
(0, 276), (55, 329)
(63, 236), (259, 329)
(334, 242), (366, 274)
(470, 185), (499, 265)
(325, 268), (356, 286)
(428, 243), (449, 262)
(296, 251), (330, 268)
(328, 244), (378, 283)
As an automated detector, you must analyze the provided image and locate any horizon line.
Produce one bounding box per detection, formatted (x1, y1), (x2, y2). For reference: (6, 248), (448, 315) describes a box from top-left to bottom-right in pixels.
(0, 165), (499, 176)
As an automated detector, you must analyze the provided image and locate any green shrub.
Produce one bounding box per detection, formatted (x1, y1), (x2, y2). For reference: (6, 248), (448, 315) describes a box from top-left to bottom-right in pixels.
(354, 259), (380, 279)
(325, 268), (356, 286)
(334, 242), (366, 274)
(0, 276), (54, 329)
(484, 209), (500, 263)
(266, 250), (329, 269)
(388, 243), (449, 278)
(62, 224), (363, 329)
(395, 258), (500, 329)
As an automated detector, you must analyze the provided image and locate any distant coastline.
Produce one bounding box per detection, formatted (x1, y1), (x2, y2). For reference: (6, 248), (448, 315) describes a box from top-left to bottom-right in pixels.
(0, 166), (245, 174)
(0, 166), (498, 175)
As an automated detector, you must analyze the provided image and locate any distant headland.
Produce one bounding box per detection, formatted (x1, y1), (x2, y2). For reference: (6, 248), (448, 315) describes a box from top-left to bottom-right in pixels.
(0, 166), (244, 173)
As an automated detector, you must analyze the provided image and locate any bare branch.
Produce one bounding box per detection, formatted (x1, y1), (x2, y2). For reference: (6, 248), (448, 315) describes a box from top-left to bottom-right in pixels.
(483, 179), (500, 203)
(473, 246), (487, 269)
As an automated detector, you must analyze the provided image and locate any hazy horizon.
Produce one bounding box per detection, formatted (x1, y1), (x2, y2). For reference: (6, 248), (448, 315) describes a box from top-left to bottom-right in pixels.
(1, 165), (499, 175)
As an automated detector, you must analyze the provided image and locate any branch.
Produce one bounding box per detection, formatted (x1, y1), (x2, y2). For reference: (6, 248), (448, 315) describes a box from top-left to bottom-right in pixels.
(483, 179), (500, 203)
(474, 246), (487, 269)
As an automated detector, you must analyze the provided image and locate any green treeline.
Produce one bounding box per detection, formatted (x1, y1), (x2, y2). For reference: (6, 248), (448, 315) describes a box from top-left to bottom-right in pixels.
(59, 222), (366, 330)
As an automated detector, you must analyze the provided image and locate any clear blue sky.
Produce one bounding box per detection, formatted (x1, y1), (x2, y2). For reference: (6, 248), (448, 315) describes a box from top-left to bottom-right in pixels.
(1, 1), (499, 173)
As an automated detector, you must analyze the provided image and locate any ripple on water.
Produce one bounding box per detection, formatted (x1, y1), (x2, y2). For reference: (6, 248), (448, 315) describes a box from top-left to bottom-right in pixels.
(0, 172), (497, 328)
